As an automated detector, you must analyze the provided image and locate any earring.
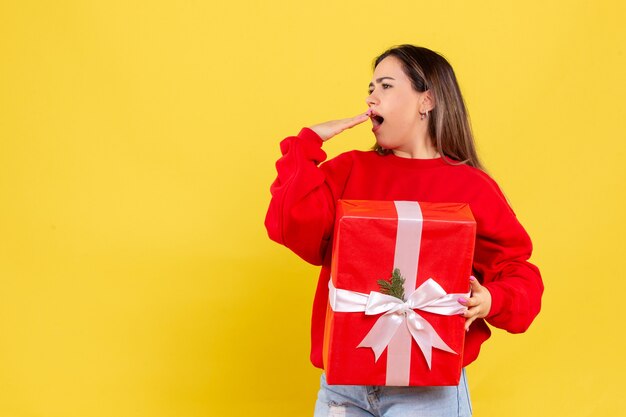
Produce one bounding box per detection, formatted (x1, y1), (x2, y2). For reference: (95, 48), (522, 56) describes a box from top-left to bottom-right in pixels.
(419, 111), (427, 120)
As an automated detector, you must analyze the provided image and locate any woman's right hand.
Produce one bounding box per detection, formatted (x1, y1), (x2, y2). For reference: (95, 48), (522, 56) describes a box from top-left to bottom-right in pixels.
(309, 110), (371, 142)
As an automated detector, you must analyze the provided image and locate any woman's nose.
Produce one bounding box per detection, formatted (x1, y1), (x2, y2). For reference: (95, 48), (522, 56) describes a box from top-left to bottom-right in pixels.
(366, 92), (378, 106)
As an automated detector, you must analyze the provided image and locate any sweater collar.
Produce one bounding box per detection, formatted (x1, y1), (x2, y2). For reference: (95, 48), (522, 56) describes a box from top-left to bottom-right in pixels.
(379, 152), (450, 168)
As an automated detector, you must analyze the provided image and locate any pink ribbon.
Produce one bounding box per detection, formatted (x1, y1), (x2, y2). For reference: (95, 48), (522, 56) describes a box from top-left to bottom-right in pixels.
(328, 278), (469, 368)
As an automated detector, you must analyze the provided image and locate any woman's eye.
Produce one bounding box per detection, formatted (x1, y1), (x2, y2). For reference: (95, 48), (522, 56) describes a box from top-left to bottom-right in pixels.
(368, 84), (391, 94)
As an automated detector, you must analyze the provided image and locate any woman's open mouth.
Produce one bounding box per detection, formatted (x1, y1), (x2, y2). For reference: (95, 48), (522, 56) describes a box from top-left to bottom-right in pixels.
(371, 114), (384, 132)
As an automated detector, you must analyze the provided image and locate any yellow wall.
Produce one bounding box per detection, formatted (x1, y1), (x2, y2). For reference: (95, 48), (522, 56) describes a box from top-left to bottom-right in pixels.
(1, 1), (624, 416)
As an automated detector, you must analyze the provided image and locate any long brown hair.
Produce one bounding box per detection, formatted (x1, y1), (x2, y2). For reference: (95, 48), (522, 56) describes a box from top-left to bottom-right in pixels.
(372, 45), (484, 170)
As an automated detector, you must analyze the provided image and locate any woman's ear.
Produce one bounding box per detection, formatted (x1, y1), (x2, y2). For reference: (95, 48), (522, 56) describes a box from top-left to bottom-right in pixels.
(420, 90), (435, 113)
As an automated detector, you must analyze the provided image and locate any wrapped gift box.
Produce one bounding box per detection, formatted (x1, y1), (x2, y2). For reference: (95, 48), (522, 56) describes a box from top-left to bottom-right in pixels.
(323, 200), (476, 386)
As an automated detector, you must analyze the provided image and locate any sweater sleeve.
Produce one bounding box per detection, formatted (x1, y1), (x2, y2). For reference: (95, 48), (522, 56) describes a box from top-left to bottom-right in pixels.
(264, 128), (353, 265)
(471, 175), (544, 333)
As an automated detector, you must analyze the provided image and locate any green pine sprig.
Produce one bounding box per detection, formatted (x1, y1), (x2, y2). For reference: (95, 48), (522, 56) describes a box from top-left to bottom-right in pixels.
(377, 268), (406, 301)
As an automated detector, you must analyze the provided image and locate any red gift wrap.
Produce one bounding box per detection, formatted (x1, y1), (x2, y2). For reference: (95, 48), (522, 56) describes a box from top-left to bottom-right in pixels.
(323, 200), (477, 386)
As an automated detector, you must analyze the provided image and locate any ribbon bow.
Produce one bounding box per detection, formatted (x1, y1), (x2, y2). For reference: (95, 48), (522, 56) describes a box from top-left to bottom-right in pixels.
(329, 278), (469, 369)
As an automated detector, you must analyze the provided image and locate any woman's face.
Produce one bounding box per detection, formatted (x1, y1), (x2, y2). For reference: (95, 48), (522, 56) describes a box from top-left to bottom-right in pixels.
(367, 56), (429, 152)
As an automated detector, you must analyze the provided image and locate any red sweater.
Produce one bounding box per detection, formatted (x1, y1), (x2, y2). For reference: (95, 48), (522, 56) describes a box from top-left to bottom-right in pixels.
(265, 128), (543, 369)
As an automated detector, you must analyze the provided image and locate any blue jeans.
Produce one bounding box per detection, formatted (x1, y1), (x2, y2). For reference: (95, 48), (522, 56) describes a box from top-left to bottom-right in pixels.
(314, 369), (472, 417)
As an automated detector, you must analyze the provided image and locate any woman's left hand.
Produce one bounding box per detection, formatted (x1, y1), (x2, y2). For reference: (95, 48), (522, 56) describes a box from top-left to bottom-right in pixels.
(458, 276), (492, 331)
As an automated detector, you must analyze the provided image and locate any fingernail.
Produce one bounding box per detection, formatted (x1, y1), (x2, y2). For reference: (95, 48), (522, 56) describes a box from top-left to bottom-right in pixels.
(469, 276), (476, 281)
(458, 297), (467, 303)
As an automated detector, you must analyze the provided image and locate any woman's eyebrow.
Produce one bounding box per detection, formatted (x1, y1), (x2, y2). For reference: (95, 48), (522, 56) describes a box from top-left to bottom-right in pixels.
(368, 77), (396, 88)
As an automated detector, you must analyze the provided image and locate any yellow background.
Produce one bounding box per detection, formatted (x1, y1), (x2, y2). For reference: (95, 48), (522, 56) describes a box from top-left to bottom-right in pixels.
(1, 1), (625, 416)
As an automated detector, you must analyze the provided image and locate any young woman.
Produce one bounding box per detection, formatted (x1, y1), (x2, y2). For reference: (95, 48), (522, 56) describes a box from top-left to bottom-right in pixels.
(265, 45), (543, 417)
